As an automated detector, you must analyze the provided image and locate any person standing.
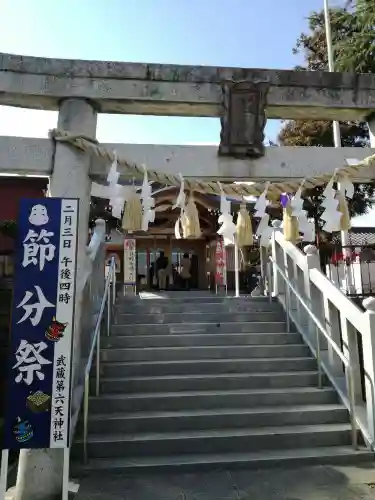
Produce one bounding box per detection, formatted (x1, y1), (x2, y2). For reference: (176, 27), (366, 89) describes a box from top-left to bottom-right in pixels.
(180, 253), (191, 290)
(155, 251), (169, 290)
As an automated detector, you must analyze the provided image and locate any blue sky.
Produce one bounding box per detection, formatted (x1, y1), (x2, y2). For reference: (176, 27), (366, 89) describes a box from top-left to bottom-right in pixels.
(0, 0), (346, 144)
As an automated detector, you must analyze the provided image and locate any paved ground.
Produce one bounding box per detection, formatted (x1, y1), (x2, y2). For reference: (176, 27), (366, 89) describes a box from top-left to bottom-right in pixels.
(74, 463), (375, 500)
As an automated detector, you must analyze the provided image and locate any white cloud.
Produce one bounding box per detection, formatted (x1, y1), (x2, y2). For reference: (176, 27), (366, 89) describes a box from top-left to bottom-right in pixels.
(0, 106), (221, 146)
(0, 106), (57, 138)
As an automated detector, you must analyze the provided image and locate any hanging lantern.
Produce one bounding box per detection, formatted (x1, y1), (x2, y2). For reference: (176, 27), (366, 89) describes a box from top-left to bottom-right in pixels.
(181, 195), (201, 238)
(283, 204), (299, 243)
(236, 203), (253, 247)
(338, 191), (351, 231)
(121, 191), (142, 233)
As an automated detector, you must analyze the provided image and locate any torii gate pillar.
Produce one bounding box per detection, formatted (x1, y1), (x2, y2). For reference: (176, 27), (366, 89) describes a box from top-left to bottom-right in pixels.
(14, 99), (97, 500)
(50, 98), (97, 410)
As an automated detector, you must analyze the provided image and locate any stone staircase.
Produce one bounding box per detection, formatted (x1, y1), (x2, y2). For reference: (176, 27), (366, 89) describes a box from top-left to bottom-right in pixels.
(74, 292), (372, 472)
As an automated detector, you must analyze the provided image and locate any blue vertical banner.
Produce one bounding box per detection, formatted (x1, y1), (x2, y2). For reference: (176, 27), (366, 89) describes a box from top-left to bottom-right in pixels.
(2, 198), (79, 450)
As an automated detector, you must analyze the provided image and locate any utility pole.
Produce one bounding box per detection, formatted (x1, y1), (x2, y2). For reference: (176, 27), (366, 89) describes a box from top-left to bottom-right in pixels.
(324, 0), (342, 149)
(323, 0), (354, 292)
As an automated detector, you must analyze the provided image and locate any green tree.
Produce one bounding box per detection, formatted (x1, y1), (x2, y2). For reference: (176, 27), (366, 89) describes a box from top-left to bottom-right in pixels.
(278, 120), (368, 148)
(335, 0), (375, 73)
(278, 2), (375, 228)
(291, 2), (375, 74)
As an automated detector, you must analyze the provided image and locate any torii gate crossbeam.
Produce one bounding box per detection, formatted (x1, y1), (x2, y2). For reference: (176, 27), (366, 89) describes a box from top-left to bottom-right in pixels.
(1, 135), (375, 182)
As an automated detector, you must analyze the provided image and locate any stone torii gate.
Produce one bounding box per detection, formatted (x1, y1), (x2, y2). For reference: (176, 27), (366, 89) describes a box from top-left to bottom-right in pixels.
(1, 52), (375, 500)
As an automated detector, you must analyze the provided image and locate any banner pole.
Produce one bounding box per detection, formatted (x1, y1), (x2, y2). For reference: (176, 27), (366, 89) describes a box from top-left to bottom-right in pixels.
(234, 241), (240, 297)
(0, 450), (9, 500)
(62, 447), (70, 500)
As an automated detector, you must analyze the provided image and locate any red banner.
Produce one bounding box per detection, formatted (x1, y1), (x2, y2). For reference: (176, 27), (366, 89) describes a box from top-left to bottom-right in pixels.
(215, 238), (227, 286)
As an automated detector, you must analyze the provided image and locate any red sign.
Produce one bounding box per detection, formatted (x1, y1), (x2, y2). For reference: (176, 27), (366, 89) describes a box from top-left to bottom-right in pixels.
(215, 238), (227, 286)
(331, 251), (359, 265)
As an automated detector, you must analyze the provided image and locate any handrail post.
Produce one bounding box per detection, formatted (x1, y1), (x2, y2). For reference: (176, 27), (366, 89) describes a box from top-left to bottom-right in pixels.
(303, 246), (336, 390)
(267, 261), (272, 304)
(107, 293), (111, 337)
(271, 228), (284, 299)
(95, 329), (100, 397)
(315, 325), (323, 389)
(285, 254), (297, 314)
(83, 374), (89, 464)
(285, 284), (291, 333)
(347, 364), (358, 449)
(303, 245), (320, 340)
(109, 258), (115, 335)
(112, 264), (116, 306)
(259, 245), (268, 296)
(361, 297), (375, 444)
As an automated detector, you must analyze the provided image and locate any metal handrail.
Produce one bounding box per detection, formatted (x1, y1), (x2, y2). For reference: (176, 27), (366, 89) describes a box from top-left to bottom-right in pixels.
(82, 256), (116, 463)
(269, 257), (358, 449)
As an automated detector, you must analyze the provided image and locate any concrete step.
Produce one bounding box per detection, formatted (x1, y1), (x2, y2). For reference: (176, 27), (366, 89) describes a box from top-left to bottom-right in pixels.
(115, 302), (282, 314)
(102, 332), (302, 348)
(97, 371), (325, 394)
(74, 423), (355, 459)
(111, 321), (288, 335)
(101, 357), (318, 377)
(88, 404), (348, 434)
(119, 295), (272, 305)
(115, 311), (285, 324)
(73, 446), (373, 473)
(100, 344), (311, 363)
(89, 387), (337, 413)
